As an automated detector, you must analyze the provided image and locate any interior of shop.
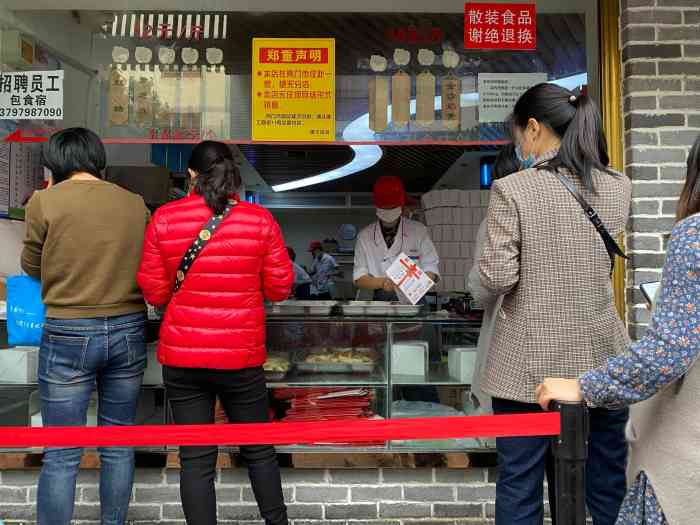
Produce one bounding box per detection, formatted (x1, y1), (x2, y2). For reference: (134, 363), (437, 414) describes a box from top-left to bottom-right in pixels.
(0, 1), (595, 454)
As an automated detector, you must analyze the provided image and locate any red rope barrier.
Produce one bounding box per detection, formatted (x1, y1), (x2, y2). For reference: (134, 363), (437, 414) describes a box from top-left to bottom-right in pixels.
(0, 414), (560, 448)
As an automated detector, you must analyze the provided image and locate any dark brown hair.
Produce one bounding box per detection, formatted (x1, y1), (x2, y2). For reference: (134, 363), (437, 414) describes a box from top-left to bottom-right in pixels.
(188, 141), (242, 215)
(677, 134), (700, 222)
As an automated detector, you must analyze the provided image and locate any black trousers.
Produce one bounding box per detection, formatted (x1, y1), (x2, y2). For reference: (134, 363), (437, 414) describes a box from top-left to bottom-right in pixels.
(164, 365), (288, 525)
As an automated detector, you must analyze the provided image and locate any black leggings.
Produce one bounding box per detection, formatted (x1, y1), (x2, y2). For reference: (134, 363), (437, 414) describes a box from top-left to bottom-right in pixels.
(164, 365), (288, 525)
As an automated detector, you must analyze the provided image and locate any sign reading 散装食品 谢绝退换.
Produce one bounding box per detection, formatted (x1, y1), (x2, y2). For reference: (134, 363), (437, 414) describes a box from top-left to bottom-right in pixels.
(464, 2), (537, 51)
(252, 38), (335, 142)
(477, 72), (547, 123)
(0, 70), (64, 121)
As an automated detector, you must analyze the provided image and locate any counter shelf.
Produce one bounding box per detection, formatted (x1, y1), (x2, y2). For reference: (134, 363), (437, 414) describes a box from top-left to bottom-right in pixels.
(0, 314), (491, 452)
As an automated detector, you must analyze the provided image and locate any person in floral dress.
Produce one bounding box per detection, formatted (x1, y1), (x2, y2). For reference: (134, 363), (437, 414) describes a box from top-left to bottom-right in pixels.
(537, 135), (700, 525)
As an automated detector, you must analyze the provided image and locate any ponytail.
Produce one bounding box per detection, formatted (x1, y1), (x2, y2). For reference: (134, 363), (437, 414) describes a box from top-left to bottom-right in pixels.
(188, 141), (242, 215)
(511, 83), (614, 192)
(557, 94), (612, 191)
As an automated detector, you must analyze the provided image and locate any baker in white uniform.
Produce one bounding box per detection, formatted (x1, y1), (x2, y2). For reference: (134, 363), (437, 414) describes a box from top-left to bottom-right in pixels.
(354, 175), (440, 301)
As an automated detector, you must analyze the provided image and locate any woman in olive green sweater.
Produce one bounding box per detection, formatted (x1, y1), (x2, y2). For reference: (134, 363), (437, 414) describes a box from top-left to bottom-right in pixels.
(21, 128), (150, 525)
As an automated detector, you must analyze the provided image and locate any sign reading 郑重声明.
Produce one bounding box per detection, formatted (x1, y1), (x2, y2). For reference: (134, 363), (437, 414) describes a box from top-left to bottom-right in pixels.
(252, 38), (335, 142)
(0, 70), (64, 120)
(478, 72), (547, 123)
(464, 2), (536, 51)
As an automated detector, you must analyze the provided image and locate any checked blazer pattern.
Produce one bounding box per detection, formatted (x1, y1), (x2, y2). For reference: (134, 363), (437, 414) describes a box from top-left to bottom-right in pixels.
(478, 153), (632, 403)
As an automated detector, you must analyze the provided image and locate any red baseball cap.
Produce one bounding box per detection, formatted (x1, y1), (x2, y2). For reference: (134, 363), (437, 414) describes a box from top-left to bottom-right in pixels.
(308, 240), (323, 252)
(373, 176), (406, 209)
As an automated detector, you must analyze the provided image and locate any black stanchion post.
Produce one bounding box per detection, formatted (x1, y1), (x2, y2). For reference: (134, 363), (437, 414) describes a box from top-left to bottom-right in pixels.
(551, 401), (589, 525)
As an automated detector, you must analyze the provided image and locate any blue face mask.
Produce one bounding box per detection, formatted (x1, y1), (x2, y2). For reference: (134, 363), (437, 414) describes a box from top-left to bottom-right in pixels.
(515, 143), (535, 169)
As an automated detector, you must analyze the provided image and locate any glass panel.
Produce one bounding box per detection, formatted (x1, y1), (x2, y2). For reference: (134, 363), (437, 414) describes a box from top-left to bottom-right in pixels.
(390, 321), (480, 386)
(81, 10), (589, 143)
(389, 385), (489, 451)
(266, 320), (389, 386)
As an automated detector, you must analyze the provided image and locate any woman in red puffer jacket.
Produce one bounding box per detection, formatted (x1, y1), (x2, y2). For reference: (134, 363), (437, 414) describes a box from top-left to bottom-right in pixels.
(137, 141), (292, 525)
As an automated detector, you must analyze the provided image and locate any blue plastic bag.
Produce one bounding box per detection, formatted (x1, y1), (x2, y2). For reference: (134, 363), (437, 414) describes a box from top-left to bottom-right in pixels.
(6, 275), (45, 346)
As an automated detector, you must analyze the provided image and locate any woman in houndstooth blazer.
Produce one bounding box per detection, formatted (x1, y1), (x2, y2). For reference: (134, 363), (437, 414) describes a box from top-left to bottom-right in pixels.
(477, 83), (632, 525)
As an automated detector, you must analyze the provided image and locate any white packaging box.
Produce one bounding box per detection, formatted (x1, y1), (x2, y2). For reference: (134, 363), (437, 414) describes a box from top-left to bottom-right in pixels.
(458, 190), (470, 208)
(391, 341), (428, 378)
(470, 191), (481, 207)
(481, 191), (491, 207)
(444, 259), (456, 276)
(431, 226), (443, 242)
(425, 209), (437, 225)
(450, 243), (461, 259)
(448, 347), (478, 383)
(472, 208), (483, 225)
(143, 343), (163, 385)
(438, 259), (447, 276)
(0, 347), (38, 383)
(460, 243), (472, 258)
(451, 207), (461, 225)
(456, 259), (467, 276)
(446, 190), (460, 207)
(386, 252), (435, 305)
(459, 208), (470, 225)
(441, 226), (452, 242)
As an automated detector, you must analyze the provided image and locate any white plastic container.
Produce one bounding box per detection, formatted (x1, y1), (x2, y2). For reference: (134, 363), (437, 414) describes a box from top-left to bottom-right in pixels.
(391, 341), (428, 378)
(448, 347), (478, 383)
(0, 347), (38, 383)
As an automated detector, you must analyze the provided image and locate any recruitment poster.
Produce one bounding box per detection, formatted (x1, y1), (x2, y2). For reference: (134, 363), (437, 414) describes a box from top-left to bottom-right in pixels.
(252, 38), (335, 141)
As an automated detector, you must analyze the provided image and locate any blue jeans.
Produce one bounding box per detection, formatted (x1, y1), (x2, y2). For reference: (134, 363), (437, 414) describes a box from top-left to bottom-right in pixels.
(37, 313), (147, 525)
(492, 397), (628, 525)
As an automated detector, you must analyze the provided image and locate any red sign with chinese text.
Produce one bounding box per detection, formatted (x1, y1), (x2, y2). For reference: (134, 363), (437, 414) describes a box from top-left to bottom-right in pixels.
(259, 48), (329, 64)
(464, 2), (536, 51)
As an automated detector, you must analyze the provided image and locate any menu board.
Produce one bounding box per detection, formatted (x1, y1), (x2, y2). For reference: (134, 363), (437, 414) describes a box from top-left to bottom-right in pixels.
(251, 38), (336, 141)
(0, 143), (44, 220)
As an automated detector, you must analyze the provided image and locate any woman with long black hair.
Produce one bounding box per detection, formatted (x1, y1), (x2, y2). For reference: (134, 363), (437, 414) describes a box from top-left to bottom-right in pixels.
(477, 83), (632, 524)
(138, 141), (293, 525)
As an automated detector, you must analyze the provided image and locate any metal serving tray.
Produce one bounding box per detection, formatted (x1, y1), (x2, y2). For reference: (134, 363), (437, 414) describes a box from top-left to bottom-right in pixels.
(341, 301), (422, 317)
(266, 300), (338, 316)
(293, 349), (377, 374)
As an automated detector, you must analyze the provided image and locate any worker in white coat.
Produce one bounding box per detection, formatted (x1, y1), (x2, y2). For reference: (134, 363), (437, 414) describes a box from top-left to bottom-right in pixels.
(354, 175), (440, 302)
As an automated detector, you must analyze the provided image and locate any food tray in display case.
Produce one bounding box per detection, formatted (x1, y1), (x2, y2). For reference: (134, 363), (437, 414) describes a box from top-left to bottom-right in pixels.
(264, 352), (291, 382)
(266, 300), (338, 316)
(293, 347), (378, 374)
(341, 301), (423, 317)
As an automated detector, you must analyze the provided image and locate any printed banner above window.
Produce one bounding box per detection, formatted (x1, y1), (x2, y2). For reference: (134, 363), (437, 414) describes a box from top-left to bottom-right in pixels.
(251, 38), (336, 142)
(464, 2), (536, 51)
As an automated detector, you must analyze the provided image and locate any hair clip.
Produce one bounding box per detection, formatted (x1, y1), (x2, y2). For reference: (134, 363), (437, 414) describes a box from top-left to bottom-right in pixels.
(569, 95), (577, 103)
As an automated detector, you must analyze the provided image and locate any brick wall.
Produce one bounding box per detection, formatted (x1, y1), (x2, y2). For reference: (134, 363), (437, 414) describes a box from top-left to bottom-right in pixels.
(621, 0), (700, 337)
(0, 467), (517, 524)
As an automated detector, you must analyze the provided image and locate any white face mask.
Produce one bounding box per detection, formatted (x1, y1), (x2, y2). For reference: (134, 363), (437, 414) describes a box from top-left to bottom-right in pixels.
(376, 207), (402, 224)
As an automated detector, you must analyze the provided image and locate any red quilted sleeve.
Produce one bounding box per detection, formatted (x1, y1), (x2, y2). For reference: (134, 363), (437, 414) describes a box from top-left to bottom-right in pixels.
(137, 214), (173, 307)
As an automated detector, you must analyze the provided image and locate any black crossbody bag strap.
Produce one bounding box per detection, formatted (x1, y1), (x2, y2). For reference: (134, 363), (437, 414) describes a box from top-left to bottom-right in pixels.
(173, 200), (237, 294)
(554, 172), (628, 275)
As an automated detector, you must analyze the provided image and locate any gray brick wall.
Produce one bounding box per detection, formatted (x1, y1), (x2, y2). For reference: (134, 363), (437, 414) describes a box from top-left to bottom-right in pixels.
(0, 467), (519, 524)
(621, 0), (700, 338)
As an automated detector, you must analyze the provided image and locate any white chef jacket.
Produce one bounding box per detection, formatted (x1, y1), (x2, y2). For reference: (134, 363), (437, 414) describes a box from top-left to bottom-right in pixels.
(353, 217), (440, 282)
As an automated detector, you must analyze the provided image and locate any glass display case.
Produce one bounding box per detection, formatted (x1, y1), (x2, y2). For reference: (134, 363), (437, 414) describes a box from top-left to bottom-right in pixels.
(0, 314), (491, 453)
